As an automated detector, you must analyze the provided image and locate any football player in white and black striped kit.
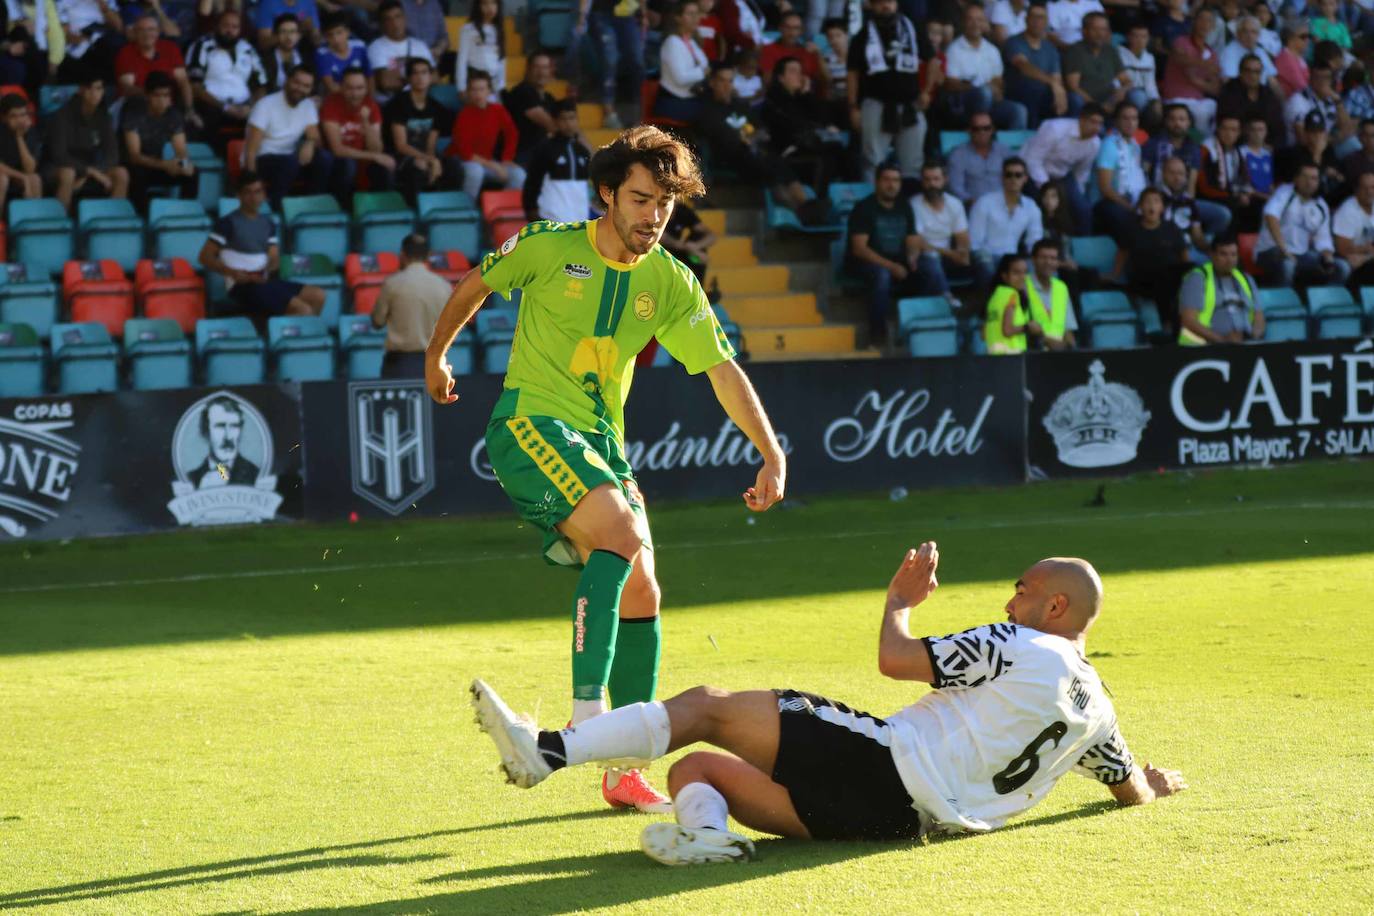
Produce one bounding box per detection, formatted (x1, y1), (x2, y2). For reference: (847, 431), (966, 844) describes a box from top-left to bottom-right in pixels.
(472, 543), (1187, 866)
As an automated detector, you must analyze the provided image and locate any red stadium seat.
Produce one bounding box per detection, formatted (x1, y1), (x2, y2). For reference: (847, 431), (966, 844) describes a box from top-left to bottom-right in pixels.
(490, 218), (525, 249)
(1237, 232), (1260, 279)
(641, 79), (688, 129)
(64, 260), (134, 338)
(352, 284), (382, 315)
(62, 259), (125, 297)
(135, 258), (205, 333)
(481, 189), (524, 225)
(427, 250), (470, 283)
(227, 139), (245, 184)
(344, 251), (400, 291)
(134, 257), (198, 288)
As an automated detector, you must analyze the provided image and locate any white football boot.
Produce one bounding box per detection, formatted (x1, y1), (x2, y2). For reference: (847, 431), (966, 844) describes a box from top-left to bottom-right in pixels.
(470, 678), (552, 789)
(640, 823), (756, 866)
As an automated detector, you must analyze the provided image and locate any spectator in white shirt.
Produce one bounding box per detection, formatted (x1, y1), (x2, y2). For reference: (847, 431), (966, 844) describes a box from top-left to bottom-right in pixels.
(1093, 101), (1148, 242)
(989, 0), (1028, 45)
(1119, 22), (1161, 126)
(1256, 164), (1350, 287)
(456, 0), (507, 92)
(941, 5), (1028, 130)
(186, 9), (266, 149)
(1220, 16), (1278, 88)
(1021, 103), (1105, 233)
(655, 0), (710, 121)
(1332, 170), (1374, 289)
(242, 67), (329, 208)
(911, 162), (972, 297)
(1046, 0), (1104, 49)
(369, 0), (435, 101)
(969, 156), (1044, 290)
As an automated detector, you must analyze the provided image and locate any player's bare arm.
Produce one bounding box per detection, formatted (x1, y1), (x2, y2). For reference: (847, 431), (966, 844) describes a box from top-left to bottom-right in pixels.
(705, 360), (787, 512)
(424, 268), (494, 405)
(877, 542), (940, 682)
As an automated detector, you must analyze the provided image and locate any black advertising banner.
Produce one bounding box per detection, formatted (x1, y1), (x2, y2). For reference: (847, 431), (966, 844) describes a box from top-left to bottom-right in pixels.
(299, 356), (1027, 524)
(1026, 339), (1374, 479)
(0, 385), (304, 541)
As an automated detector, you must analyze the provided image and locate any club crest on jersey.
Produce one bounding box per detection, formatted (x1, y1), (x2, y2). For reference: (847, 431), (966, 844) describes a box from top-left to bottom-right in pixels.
(500, 234), (518, 255)
(564, 263), (592, 279)
(633, 291), (657, 321)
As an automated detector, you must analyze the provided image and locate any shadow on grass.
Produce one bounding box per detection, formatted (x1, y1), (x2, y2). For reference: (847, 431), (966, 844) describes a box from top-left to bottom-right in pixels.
(0, 810), (617, 909)
(273, 800), (1129, 915)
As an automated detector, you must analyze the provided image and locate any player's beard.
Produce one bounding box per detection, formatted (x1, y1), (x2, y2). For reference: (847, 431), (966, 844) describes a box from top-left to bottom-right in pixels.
(611, 203), (663, 256)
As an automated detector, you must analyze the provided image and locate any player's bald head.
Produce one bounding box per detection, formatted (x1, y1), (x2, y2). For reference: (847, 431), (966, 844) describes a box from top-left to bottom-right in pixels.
(1029, 558), (1103, 633)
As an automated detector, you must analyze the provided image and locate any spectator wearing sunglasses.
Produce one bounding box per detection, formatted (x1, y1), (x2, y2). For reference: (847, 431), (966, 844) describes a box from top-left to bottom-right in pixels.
(968, 156), (1043, 291)
(947, 113), (1009, 207)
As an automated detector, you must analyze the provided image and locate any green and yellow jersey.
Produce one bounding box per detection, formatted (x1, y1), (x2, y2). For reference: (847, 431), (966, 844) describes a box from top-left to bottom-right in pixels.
(478, 219), (736, 442)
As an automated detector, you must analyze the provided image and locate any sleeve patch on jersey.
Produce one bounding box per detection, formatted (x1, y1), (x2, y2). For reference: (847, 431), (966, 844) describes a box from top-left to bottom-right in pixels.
(500, 234), (518, 255)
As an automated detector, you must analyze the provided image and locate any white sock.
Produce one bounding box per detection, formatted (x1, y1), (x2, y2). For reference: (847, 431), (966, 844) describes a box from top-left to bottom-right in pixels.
(674, 782), (729, 831)
(571, 697), (607, 726)
(561, 700), (672, 766)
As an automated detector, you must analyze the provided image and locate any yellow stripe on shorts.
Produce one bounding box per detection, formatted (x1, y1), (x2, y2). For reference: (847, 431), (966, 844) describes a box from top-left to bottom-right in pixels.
(505, 417), (590, 506)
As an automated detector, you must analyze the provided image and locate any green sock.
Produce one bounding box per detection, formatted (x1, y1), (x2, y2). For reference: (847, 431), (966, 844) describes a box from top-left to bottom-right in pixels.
(607, 615), (661, 708)
(571, 549), (632, 701)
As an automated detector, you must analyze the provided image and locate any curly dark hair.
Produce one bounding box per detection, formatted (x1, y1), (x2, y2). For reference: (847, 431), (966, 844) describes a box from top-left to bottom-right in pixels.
(588, 125), (707, 201)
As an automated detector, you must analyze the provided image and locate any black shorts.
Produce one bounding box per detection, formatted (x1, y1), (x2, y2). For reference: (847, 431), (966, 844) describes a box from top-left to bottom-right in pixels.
(770, 689), (927, 842)
(228, 279), (304, 318)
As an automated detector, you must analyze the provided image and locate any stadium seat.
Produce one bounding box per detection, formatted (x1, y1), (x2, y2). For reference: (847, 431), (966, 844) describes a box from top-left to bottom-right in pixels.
(489, 218), (526, 252)
(196, 316), (266, 385)
(39, 83), (77, 115)
(177, 141), (227, 210)
(895, 296), (954, 338)
(476, 307), (517, 372)
(1079, 290), (1139, 348)
(0, 263), (59, 340)
(535, 0), (574, 50)
(1000, 129), (1034, 152)
(123, 318), (192, 390)
(148, 198), (212, 263)
(1360, 287), (1374, 332)
(50, 321), (119, 393)
(63, 260), (134, 339)
(8, 198), (74, 277)
(1305, 286), (1364, 339)
(0, 321), (44, 396)
(135, 258), (206, 334)
(827, 182), (873, 224)
(480, 189), (525, 226)
(353, 191), (416, 255)
(282, 195), (348, 265)
(338, 314), (385, 378)
(1237, 232), (1260, 277)
(344, 251), (400, 291)
(940, 131), (970, 155)
(352, 284), (382, 315)
(268, 315), (335, 381)
(226, 138), (245, 184)
(429, 83), (461, 112)
(764, 186), (840, 234)
(418, 191), (481, 260)
(427, 250), (471, 283)
(78, 199), (144, 271)
(280, 253), (343, 324)
(640, 80), (686, 129)
(1257, 287), (1309, 341)
(895, 298), (958, 355)
(1068, 236), (1117, 276)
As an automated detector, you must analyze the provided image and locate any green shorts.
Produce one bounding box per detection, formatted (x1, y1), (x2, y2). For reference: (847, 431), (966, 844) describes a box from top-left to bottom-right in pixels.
(486, 414), (650, 567)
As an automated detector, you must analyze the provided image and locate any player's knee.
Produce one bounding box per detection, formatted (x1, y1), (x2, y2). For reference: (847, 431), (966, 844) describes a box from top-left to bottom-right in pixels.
(667, 751), (716, 793)
(621, 572), (661, 613)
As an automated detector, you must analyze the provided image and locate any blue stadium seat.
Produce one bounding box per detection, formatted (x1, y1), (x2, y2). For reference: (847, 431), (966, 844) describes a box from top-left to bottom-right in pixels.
(0, 322), (44, 396)
(1079, 290), (1139, 348)
(476, 307), (518, 374)
(895, 296), (954, 338)
(827, 182), (872, 224)
(338, 314), (385, 379)
(268, 315), (335, 381)
(179, 142), (226, 210)
(1257, 286), (1304, 316)
(196, 316), (266, 385)
(1088, 319), (1139, 349)
(353, 191), (417, 255)
(429, 83), (461, 112)
(9, 198), (74, 277)
(123, 318), (192, 390)
(0, 264), (59, 340)
(148, 199), (212, 263)
(1360, 286), (1374, 331)
(896, 297), (958, 356)
(78, 199), (145, 271)
(1000, 129), (1035, 153)
(535, 0), (574, 49)
(940, 131), (970, 155)
(50, 321), (119, 393)
(418, 191), (481, 261)
(1305, 285), (1364, 339)
(282, 195), (349, 265)
(281, 253), (344, 324)
(1068, 236), (1118, 276)
(39, 84), (77, 115)
(765, 186), (840, 234)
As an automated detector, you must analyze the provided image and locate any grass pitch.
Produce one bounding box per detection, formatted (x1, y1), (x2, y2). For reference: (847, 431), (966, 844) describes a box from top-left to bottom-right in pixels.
(2, 461), (1373, 914)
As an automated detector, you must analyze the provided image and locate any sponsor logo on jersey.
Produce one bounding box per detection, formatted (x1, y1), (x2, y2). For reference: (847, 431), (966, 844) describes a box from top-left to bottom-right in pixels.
(688, 303), (711, 328)
(633, 291), (656, 321)
(564, 263), (592, 279)
(500, 234), (518, 255)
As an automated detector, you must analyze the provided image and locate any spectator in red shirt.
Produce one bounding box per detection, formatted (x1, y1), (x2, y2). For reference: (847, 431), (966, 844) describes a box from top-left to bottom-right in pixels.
(448, 71), (525, 199)
(320, 67), (395, 200)
(759, 10), (825, 93)
(115, 12), (193, 112)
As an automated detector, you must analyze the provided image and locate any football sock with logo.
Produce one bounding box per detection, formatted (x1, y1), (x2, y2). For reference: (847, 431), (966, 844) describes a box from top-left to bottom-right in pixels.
(674, 782), (730, 831)
(570, 549), (633, 706)
(554, 700), (673, 767)
(607, 614), (661, 708)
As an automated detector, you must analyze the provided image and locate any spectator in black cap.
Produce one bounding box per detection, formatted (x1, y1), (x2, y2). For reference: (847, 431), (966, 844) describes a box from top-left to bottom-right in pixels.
(1278, 109), (1345, 203)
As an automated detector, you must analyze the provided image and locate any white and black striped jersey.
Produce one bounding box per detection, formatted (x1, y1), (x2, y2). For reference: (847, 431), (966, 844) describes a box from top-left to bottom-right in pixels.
(887, 623), (1134, 834)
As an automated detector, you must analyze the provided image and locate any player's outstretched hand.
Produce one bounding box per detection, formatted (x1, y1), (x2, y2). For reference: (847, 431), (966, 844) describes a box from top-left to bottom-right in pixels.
(426, 358), (459, 405)
(886, 542), (940, 609)
(743, 461), (785, 512)
(1143, 763), (1188, 798)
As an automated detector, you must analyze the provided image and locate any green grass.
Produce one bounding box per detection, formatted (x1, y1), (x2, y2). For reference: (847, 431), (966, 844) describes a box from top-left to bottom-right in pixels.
(2, 461), (1373, 913)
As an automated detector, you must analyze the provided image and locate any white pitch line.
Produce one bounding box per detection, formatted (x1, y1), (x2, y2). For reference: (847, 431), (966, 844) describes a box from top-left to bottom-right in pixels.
(2, 500), (1371, 596)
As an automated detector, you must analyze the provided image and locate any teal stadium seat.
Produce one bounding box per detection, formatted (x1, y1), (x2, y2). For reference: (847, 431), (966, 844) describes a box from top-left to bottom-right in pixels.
(895, 296), (958, 356)
(1257, 287), (1308, 341)
(1079, 290), (1140, 348)
(764, 185), (840, 234)
(418, 191), (481, 261)
(148, 199), (212, 263)
(0, 263), (59, 340)
(1068, 235), (1117, 276)
(123, 318), (192, 390)
(0, 322), (44, 396)
(78, 199), (145, 272)
(827, 182), (873, 224)
(1000, 129), (1034, 153)
(940, 131), (970, 155)
(196, 316), (266, 385)
(50, 321), (119, 393)
(39, 84), (77, 115)
(353, 191), (416, 256)
(429, 83), (461, 112)
(268, 315), (335, 381)
(8, 198), (74, 278)
(179, 142), (226, 210)
(282, 195), (349, 266)
(476, 308), (517, 373)
(338, 314), (385, 379)
(1304, 286), (1364, 339)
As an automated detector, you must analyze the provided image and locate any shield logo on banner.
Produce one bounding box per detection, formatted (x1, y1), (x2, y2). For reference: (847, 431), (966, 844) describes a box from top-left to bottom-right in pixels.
(348, 381), (434, 515)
